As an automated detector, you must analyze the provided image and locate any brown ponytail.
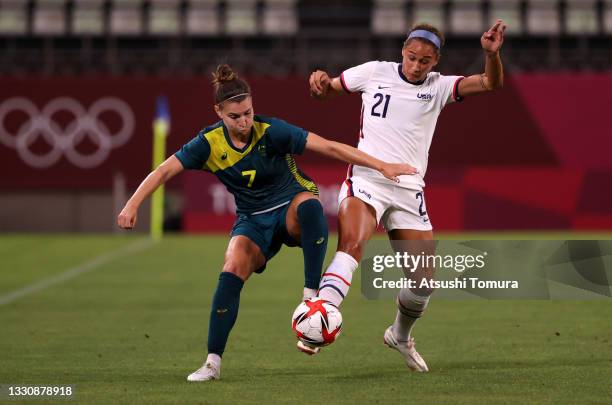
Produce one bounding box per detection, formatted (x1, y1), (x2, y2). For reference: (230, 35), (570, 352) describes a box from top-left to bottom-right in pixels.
(212, 64), (251, 105)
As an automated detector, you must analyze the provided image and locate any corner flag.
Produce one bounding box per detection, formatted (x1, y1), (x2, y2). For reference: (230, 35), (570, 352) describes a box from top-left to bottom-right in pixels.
(151, 96), (170, 240)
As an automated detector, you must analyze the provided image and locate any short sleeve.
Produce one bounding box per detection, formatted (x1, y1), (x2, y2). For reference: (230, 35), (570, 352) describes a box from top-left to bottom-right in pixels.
(266, 117), (309, 155)
(340, 61), (378, 93)
(437, 74), (465, 107)
(174, 132), (211, 170)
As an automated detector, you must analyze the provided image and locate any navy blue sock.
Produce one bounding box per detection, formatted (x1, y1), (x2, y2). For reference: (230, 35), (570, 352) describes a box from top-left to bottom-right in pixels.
(297, 199), (329, 290)
(207, 272), (244, 357)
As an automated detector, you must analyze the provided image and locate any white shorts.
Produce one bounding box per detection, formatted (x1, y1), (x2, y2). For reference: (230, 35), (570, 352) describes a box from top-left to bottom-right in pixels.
(338, 175), (433, 232)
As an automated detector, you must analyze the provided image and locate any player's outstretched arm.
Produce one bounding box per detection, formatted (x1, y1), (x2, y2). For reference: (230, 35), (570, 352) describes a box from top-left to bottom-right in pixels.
(458, 19), (506, 97)
(305, 132), (418, 182)
(117, 155), (184, 229)
(309, 70), (346, 100)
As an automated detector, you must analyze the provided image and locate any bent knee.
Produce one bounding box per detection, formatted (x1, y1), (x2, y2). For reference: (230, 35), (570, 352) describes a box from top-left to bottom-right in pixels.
(222, 261), (252, 280)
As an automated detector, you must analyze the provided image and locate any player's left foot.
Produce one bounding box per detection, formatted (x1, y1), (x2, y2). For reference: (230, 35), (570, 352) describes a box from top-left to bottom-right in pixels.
(186, 362), (220, 381)
(297, 340), (321, 355)
(383, 326), (429, 372)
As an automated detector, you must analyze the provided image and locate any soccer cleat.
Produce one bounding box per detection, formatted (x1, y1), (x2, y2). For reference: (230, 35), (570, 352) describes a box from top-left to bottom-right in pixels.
(383, 326), (429, 372)
(296, 340), (321, 355)
(186, 362), (220, 382)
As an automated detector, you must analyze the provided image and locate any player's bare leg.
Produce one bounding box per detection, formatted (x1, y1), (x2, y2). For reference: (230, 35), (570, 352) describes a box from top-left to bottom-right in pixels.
(187, 236), (265, 381)
(383, 229), (434, 372)
(317, 197), (377, 307)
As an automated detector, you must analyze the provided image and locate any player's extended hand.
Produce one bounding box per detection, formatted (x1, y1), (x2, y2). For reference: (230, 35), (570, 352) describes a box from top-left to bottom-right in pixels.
(380, 163), (419, 183)
(309, 70), (331, 99)
(481, 19), (506, 55)
(117, 204), (138, 229)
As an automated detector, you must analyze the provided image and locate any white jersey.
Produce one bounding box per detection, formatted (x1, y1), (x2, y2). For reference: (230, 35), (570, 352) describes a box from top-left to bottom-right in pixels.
(341, 61), (463, 189)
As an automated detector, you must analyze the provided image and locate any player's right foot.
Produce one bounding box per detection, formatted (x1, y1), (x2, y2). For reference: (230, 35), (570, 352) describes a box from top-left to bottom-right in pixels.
(297, 340), (321, 355)
(186, 362), (220, 381)
(383, 326), (429, 372)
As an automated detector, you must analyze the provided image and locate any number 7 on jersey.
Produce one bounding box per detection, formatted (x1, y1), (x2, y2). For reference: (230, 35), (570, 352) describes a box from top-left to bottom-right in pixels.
(242, 170), (256, 187)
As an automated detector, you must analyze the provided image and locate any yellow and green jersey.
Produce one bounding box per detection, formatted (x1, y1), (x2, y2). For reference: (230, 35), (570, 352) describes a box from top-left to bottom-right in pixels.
(175, 115), (319, 215)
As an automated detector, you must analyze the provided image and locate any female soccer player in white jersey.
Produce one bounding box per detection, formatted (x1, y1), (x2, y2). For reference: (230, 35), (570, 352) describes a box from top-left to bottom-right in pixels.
(306, 20), (506, 370)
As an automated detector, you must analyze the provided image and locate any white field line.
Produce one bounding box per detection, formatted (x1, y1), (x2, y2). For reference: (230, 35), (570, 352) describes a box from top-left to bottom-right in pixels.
(0, 238), (155, 306)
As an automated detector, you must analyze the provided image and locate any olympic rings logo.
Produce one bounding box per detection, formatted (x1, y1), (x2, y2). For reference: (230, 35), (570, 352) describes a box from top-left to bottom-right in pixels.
(0, 97), (135, 169)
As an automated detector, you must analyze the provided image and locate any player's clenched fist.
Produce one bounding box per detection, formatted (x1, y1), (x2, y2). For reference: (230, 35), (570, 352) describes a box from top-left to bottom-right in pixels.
(117, 205), (137, 229)
(309, 70), (330, 99)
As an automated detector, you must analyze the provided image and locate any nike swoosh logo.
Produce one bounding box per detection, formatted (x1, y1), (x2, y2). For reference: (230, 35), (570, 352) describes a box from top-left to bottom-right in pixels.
(316, 237), (325, 245)
(216, 308), (228, 314)
(378, 85), (391, 89)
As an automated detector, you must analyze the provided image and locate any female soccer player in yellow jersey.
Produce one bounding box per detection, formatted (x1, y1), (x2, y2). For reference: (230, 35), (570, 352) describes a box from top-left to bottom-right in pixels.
(308, 20), (506, 371)
(117, 64), (417, 381)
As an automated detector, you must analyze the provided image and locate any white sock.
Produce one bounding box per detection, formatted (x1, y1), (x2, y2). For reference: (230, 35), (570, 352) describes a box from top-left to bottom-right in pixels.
(392, 289), (430, 342)
(206, 353), (221, 369)
(317, 251), (358, 307)
(303, 287), (317, 300)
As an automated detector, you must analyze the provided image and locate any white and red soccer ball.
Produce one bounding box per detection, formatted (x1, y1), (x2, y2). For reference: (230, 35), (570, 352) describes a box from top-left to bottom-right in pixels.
(291, 297), (343, 347)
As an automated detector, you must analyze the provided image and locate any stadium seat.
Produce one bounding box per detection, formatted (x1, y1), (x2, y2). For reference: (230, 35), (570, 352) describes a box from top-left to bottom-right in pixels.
(489, 0), (522, 35)
(371, 0), (408, 35)
(0, 0), (28, 35)
(33, 0), (67, 35)
(110, 0), (143, 35)
(149, 0), (181, 35)
(565, 0), (598, 34)
(411, 0), (446, 31)
(186, 0), (220, 35)
(526, 0), (560, 35)
(72, 0), (105, 35)
(226, 0), (258, 35)
(606, 0), (612, 34)
(262, 0), (298, 35)
(449, 0), (484, 35)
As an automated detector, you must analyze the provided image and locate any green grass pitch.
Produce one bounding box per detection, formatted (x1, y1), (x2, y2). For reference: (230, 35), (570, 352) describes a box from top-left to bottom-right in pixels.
(0, 234), (611, 404)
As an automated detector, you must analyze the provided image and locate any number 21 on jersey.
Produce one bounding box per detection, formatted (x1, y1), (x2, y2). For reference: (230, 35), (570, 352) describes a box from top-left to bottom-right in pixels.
(371, 93), (391, 118)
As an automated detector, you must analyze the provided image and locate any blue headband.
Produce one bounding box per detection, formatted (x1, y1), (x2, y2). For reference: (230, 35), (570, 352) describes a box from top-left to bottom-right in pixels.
(407, 30), (441, 49)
